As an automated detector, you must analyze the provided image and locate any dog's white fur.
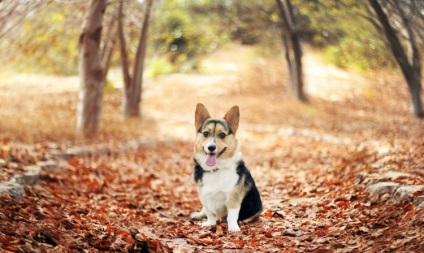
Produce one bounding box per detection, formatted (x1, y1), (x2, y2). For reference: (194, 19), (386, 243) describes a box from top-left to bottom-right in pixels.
(192, 144), (243, 232)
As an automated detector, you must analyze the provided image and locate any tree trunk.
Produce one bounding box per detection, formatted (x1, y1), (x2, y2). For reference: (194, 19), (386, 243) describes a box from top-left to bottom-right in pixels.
(123, 0), (154, 118)
(369, 0), (423, 118)
(394, 0), (423, 118)
(117, 0), (132, 89)
(275, 0), (306, 102)
(102, 36), (116, 79)
(101, 2), (119, 79)
(76, 0), (108, 137)
(409, 80), (423, 117)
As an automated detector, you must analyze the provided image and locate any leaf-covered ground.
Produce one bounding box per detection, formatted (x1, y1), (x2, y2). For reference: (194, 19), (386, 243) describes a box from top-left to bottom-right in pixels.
(1, 137), (423, 252)
(1, 46), (424, 252)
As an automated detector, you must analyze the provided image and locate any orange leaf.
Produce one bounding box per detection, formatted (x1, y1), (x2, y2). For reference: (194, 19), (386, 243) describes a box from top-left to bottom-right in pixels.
(250, 240), (260, 247)
(265, 231), (273, 238)
(264, 210), (273, 218)
(273, 239), (284, 247)
(231, 239), (246, 248)
(337, 201), (348, 208)
(187, 237), (214, 246)
(401, 207), (415, 223)
(302, 220), (310, 226)
(105, 224), (115, 232)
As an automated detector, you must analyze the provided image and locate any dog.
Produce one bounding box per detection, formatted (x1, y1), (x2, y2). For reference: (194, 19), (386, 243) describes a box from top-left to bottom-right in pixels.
(190, 103), (262, 232)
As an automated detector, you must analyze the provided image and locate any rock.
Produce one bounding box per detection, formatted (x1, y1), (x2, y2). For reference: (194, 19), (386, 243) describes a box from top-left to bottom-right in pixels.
(355, 173), (367, 184)
(366, 181), (424, 206)
(283, 228), (302, 237)
(414, 195), (424, 208)
(47, 150), (74, 160)
(392, 185), (424, 204)
(66, 147), (88, 157)
(381, 171), (413, 181)
(11, 165), (40, 185)
(0, 182), (24, 201)
(367, 182), (399, 193)
(367, 182), (399, 204)
(37, 160), (59, 171)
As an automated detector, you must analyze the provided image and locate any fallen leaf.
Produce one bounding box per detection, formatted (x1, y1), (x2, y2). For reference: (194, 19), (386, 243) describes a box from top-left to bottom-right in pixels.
(263, 210), (273, 218)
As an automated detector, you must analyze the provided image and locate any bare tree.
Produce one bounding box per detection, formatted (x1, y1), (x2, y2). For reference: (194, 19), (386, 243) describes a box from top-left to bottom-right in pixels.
(368, 0), (423, 117)
(76, 0), (108, 136)
(118, 0), (154, 118)
(275, 0), (306, 102)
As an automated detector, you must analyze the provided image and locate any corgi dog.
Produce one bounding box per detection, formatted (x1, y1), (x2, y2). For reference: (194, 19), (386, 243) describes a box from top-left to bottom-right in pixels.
(191, 103), (262, 232)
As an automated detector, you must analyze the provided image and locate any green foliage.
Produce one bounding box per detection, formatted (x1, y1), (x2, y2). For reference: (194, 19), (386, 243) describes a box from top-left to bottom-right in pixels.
(1, 3), (84, 75)
(324, 36), (396, 71)
(104, 79), (115, 94)
(292, 0), (397, 71)
(146, 57), (175, 79)
(149, 0), (226, 72)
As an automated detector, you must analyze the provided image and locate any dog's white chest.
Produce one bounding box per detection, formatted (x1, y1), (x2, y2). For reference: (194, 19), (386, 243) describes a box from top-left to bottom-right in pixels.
(199, 169), (239, 214)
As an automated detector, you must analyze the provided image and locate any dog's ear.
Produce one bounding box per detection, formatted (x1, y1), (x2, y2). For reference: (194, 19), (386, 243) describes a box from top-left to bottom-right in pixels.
(224, 105), (239, 134)
(195, 103), (211, 131)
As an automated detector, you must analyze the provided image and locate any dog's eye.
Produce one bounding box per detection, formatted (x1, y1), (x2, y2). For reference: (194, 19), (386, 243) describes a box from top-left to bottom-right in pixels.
(218, 133), (226, 139)
(203, 131), (210, 138)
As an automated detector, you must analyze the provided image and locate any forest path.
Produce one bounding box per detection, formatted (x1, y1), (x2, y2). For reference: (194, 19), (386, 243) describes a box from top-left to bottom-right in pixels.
(1, 45), (423, 252)
(141, 45), (369, 140)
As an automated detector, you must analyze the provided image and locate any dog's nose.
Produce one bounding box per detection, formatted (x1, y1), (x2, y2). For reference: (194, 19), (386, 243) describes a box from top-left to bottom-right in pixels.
(208, 145), (216, 152)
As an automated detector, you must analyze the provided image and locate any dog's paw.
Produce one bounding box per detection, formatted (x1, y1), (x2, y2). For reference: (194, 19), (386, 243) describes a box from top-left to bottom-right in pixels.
(228, 223), (241, 232)
(201, 220), (216, 227)
(190, 211), (206, 220)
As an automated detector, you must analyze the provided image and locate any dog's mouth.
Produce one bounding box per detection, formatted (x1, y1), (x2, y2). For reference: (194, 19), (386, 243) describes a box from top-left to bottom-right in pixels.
(205, 147), (226, 167)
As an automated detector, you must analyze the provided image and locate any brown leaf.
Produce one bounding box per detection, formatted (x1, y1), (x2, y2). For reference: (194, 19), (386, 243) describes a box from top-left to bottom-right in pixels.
(265, 231), (273, 238)
(187, 237), (214, 246)
(401, 206), (415, 223)
(230, 239), (246, 249)
(215, 225), (224, 236)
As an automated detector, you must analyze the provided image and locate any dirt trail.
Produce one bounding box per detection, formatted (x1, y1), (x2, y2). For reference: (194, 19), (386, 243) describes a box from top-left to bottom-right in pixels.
(141, 46), (365, 137)
(303, 49), (367, 101)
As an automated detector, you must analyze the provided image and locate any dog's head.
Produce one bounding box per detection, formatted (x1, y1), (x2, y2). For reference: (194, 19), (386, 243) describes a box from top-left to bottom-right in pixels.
(194, 103), (240, 170)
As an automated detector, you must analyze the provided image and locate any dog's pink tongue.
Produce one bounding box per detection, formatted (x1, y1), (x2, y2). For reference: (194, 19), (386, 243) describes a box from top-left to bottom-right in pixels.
(206, 153), (217, 167)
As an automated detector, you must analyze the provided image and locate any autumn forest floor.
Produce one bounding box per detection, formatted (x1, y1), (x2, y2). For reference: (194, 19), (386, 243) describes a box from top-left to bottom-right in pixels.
(1, 45), (424, 252)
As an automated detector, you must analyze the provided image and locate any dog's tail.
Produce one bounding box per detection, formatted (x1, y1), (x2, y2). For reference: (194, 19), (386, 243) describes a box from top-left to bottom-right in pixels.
(240, 211), (262, 224)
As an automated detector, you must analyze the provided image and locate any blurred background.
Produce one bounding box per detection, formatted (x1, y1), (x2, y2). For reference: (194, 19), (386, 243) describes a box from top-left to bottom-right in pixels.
(0, 0), (423, 143)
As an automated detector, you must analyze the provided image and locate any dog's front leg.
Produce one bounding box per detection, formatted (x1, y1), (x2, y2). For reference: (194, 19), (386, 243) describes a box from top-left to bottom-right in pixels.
(227, 180), (249, 232)
(227, 207), (241, 232)
(201, 208), (217, 227)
